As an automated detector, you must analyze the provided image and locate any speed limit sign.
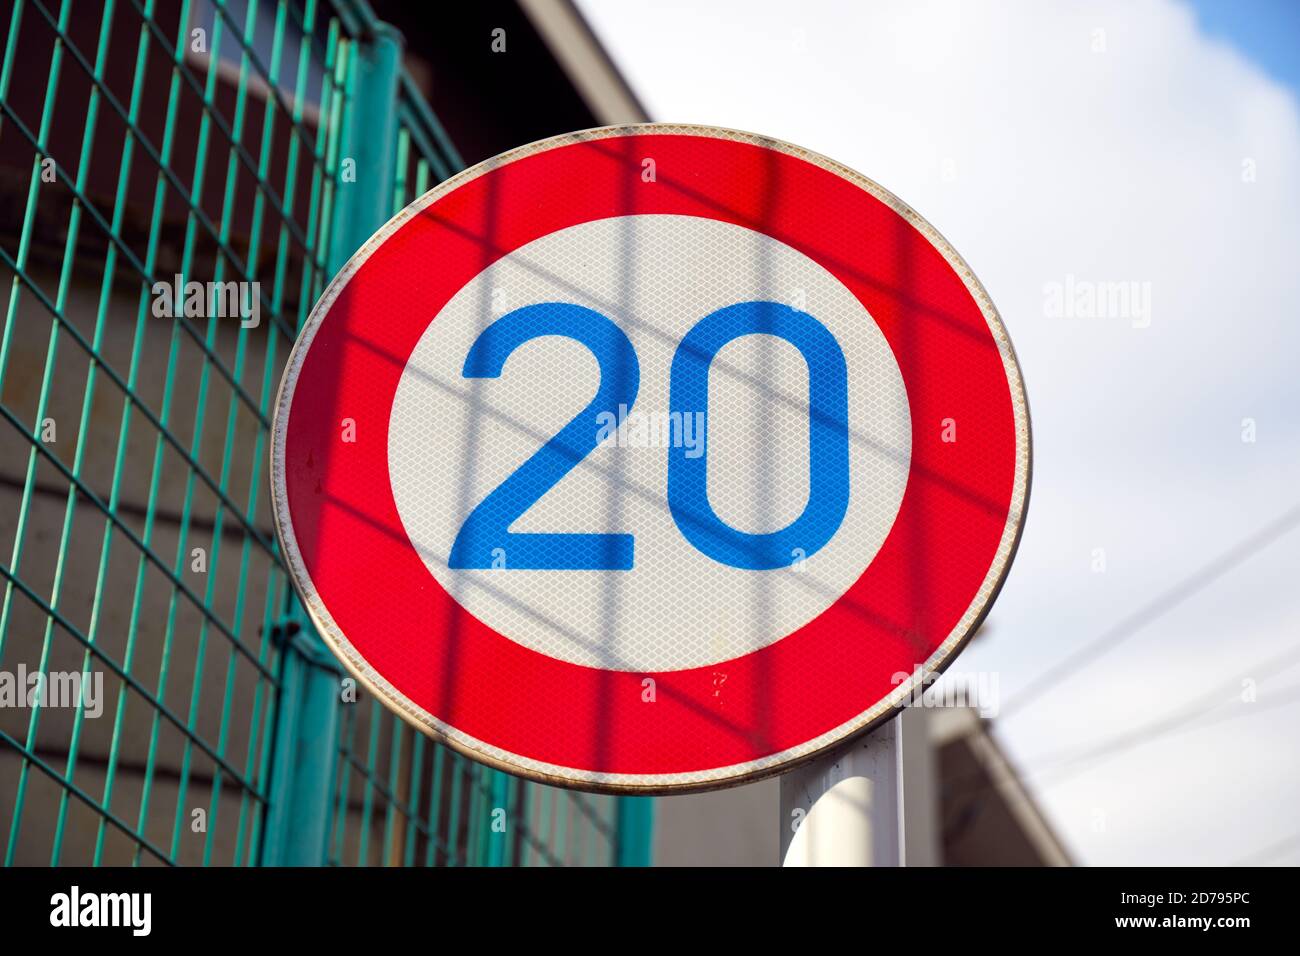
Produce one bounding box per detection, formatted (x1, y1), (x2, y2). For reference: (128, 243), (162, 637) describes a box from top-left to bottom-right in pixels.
(271, 124), (1030, 792)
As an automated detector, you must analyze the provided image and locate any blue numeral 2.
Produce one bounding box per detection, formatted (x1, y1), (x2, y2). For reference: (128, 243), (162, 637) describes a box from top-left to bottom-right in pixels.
(448, 302), (640, 570)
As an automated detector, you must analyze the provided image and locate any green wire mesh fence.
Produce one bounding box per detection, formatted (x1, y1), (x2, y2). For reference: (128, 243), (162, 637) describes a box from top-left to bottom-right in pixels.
(0, 0), (651, 867)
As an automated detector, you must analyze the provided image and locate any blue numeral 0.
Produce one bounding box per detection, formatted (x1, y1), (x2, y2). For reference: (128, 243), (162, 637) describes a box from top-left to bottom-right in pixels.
(448, 302), (640, 570)
(667, 301), (851, 570)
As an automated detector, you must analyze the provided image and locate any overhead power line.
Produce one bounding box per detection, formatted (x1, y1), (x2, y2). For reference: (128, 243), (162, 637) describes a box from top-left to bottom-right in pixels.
(1002, 503), (1300, 718)
(945, 639), (1300, 802)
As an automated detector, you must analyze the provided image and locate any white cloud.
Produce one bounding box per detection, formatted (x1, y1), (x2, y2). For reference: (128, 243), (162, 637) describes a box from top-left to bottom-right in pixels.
(581, 0), (1300, 864)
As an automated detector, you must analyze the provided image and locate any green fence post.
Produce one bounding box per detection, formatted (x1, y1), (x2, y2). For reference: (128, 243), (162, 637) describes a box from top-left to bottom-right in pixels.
(328, 21), (405, 271)
(615, 797), (655, 867)
(261, 620), (344, 866)
(262, 18), (404, 867)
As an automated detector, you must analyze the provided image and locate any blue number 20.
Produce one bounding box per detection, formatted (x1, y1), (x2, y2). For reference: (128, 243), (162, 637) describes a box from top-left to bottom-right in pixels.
(448, 303), (639, 570)
(449, 300), (849, 572)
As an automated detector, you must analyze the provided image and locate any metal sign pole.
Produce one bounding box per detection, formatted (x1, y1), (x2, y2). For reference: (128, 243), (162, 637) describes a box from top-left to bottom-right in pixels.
(779, 717), (904, 866)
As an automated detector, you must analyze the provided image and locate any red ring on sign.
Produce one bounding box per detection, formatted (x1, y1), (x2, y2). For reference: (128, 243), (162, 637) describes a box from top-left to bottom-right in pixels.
(280, 131), (1019, 777)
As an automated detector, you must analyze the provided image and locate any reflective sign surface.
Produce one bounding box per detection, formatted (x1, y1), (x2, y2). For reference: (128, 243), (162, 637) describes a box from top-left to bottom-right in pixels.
(272, 125), (1030, 792)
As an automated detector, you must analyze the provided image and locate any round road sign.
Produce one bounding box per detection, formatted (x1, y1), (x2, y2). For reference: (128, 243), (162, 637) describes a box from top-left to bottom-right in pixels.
(271, 124), (1030, 793)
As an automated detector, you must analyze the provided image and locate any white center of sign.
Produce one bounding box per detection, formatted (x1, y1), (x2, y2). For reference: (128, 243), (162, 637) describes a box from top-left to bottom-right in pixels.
(389, 215), (911, 671)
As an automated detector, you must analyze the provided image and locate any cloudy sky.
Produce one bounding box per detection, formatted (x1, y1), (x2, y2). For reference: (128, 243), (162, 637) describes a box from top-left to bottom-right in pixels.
(578, 0), (1300, 865)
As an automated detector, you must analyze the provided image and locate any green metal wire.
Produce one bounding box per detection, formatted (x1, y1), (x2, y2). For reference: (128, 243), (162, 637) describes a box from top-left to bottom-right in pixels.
(44, 0), (121, 867)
